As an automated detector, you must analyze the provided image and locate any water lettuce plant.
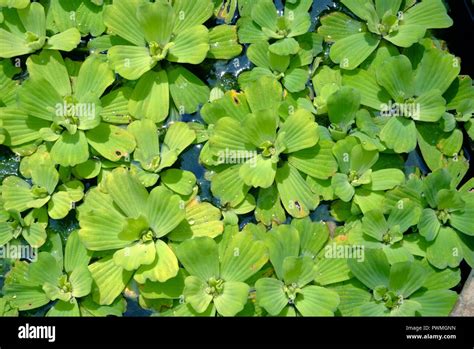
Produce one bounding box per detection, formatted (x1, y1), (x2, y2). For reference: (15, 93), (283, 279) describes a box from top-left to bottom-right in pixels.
(318, 0), (452, 69)
(0, 0), (472, 318)
(104, 0), (241, 121)
(0, 2), (81, 58)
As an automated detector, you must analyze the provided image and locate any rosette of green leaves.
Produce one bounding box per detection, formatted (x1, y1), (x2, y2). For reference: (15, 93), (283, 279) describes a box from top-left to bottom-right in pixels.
(0, 50), (136, 165)
(358, 199), (423, 264)
(238, 33), (322, 93)
(0, 2), (81, 58)
(175, 231), (268, 316)
(237, 0), (312, 56)
(1, 147), (84, 220)
(417, 169), (474, 269)
(443, 76), (474, 140)
(3, 231), (125, 316)
(103, 0), (241, 122)
(46, 0), (109, 38)
(318, 0), (452, 69)
(201, 77), (335, 218)
(78, 168), (222, 305)
(339, 45), (462, 160)
(330, 136), (405, 212)
(255, 221), (340, 316)
(376, 53), (458, 154)
(127, 119), (196, 187)
(346, 249), (458, 316)
(0, 192), (48, 248)
(417, 73), (474, 171)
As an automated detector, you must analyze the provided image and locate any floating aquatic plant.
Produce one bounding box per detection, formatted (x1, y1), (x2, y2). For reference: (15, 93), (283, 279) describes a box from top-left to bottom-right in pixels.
(0, 0), (472, 318)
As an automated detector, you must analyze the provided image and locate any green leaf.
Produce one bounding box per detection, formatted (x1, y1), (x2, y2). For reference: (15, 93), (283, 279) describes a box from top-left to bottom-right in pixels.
(108, 45), (155, 80)
(410, 289), (457, 316)
(348, 249), (390, 289)
(70, 266), (92, 298)
(282, 256), (314, 287)
(103, 0), (146, 46)
(237, 17), (268, 43)
(329, 33), (379, 70)
(388, 261), (426, 297)
(139, 269), (185, 299)
(331, 173), (355, 202)
(403, 0), (453, 30)
(327, 86), (360, 127)
(329, 280), (371, 316)
(207, 25), (242, 59)
(362, 210), (387, 241)
(168, 25), (209, 64)
(289, 141), (338, 179)
(169, 202), (223, 240)
(276, 163), (319, 217)
(384, 24), (426, 48)
(18, 78), (61, 121)
(414, 48), (460, 96)
(64, 230), (90, 273)
(283, 67), (309, 93)
(75, 55), (114, 104)
(28, 252), (61, 285)
(376, 55), (414, 102)
(380, 117), (417, 153)
(269, 37), (300, 56)
(255, 277), (287, 316)
(48, 192), (73, 220)
(244, 76), (282, 112)
(176, 237), (219, 281)
(160, 121), (196, 170)
(342, 68), (391, 109)
(250, 0), (277, 32)
(161, 169), (196, 196)
(129, 70), (169, 123)
(146, 186), (185, 237)
(134, 239), (179, 283)
(280, 109), (319, 153)
(220, 232), (268, 282)
(426, 227), (463, 269)
(50, 131), (89, 166)
(450, 198), (474, 236)
(210, 166), (249, 207)
(46, 299), (80, 317)
(318, 12), (365, 42)
(113, 241), (155, 271)
(89, 257), (133, 305)
(137, 1), (174, 46)
(45, 28), (81, 52)
(105, 167), (147, 218)
(26, 50), (70, 97)
(265, 225), (300, 279)
(255, 185), (286, 226)
(295, 286), (340, 316)
(314, 258), (352, 285)
(239, 155), (276, 188)
(368, 169), (405, 191)
(168, 66), (210, 114)
(214, 281), (249, 316)
(172, 0), (213, 33)
(183, 275), (213, 313)
(423, 169), (451, 208)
